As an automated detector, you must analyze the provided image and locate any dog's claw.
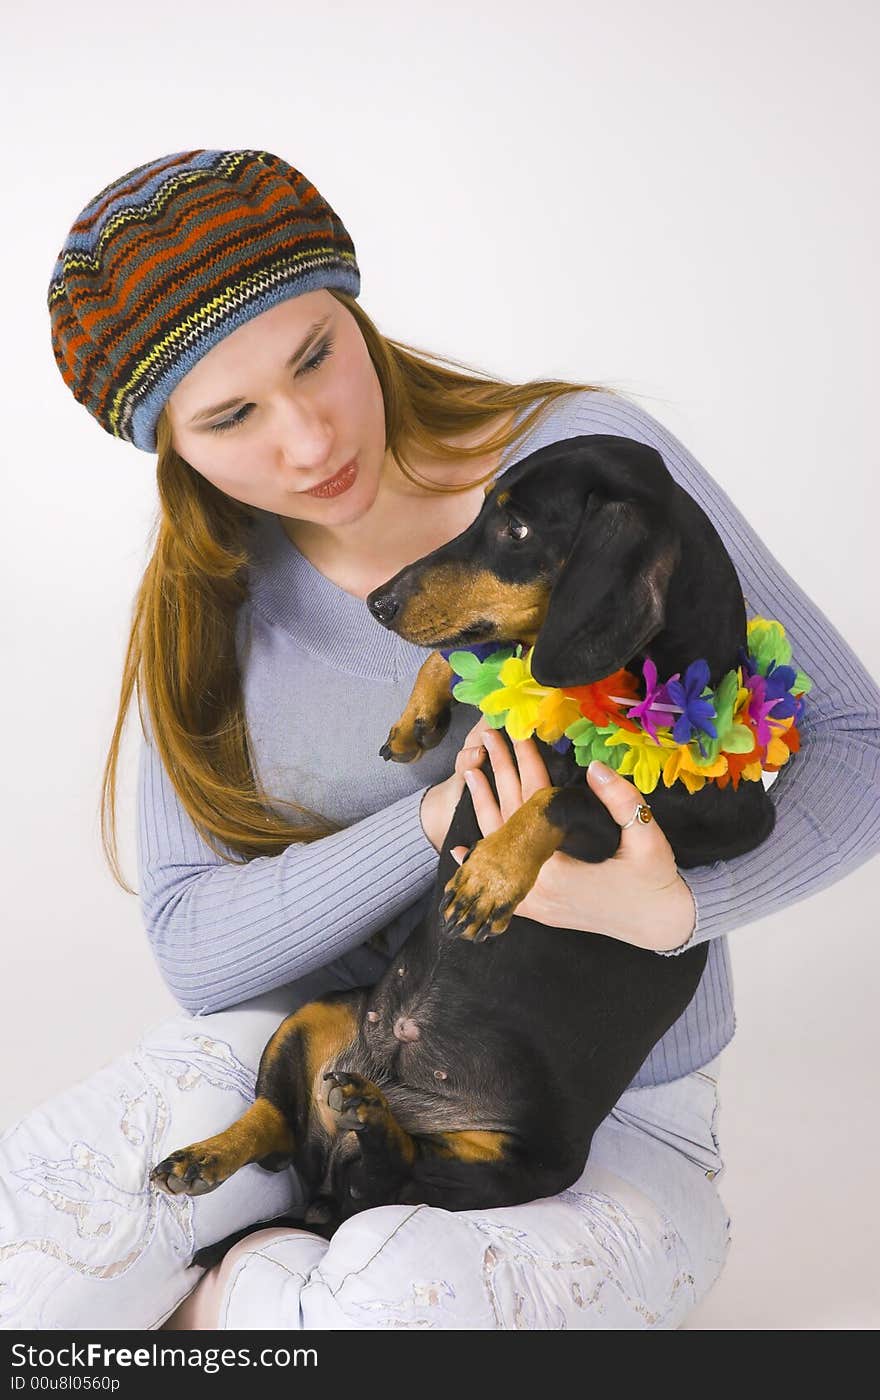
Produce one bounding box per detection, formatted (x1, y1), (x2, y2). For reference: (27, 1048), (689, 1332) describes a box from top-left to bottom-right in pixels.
(150, 1147), (226, 1197)
(441, 890), (481, 937)
(380, 709), (451, 764)
(323, 1070), (387, 1132)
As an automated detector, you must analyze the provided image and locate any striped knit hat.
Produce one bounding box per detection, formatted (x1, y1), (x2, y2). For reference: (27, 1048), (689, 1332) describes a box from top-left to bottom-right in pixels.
(47, 149), (361, 452)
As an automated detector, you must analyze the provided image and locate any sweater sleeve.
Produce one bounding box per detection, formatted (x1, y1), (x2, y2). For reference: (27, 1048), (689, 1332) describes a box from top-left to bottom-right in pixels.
(136, 728), (440, 1014)
(565, 390), (880, 955)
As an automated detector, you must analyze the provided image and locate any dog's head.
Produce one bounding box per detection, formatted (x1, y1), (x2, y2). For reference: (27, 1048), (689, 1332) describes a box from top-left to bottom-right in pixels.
(367, 434), (682, 689)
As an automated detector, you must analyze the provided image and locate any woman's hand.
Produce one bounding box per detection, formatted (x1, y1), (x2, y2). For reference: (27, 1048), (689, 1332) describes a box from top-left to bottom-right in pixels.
(451, 719), (696, 953)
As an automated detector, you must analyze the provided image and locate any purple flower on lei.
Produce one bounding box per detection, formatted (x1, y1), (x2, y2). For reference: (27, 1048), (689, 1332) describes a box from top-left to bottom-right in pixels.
(738, 645), (805, 726)
(737, 645), (755, 678)
(744, 663), (799, 745)
(625, 657), (680, 743)
(665, 659), (718, 757)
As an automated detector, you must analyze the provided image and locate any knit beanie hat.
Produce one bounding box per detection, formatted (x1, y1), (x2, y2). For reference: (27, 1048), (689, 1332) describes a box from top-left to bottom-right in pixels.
(47, 149), (361, 452)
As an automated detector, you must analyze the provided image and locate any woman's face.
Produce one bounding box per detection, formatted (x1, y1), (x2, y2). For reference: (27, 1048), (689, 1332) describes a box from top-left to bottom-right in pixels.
(166, 290), (388, 520)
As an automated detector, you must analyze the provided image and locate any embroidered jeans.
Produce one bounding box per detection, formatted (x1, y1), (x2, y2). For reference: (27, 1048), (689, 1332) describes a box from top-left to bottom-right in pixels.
(0, 968), (730, 1331)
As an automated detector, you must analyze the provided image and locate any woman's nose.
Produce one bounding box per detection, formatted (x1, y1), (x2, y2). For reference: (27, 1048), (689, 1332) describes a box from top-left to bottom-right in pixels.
(274, 399), (334, 472)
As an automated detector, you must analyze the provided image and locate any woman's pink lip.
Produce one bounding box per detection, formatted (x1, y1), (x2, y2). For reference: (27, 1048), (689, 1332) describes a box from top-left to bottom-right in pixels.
(303, 456), (359, 496)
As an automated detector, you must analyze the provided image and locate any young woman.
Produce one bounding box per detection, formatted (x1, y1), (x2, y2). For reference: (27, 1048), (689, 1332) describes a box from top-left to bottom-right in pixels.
(3, 148), (877, 1331)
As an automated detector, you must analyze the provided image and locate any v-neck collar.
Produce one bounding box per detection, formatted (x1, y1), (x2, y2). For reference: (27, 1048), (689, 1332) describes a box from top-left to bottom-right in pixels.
(245, 402), (537, 680)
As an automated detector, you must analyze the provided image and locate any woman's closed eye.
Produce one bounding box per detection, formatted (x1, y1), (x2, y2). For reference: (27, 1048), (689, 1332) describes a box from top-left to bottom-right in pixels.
(209, 336), (336, 434)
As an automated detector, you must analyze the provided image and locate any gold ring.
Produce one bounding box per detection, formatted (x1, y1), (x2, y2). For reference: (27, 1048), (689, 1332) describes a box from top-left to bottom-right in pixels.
(621, 802), (653, 830)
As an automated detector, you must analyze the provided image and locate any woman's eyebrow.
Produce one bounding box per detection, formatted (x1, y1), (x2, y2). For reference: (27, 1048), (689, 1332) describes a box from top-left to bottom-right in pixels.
(188, 314), (333, 425)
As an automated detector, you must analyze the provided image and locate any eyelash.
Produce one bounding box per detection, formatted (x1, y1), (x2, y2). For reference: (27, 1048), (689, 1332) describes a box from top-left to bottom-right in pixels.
(208, 336), (335, 433)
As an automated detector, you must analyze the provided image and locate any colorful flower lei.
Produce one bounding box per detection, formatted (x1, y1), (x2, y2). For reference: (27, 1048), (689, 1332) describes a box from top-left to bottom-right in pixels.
(440, 617), (812, 795)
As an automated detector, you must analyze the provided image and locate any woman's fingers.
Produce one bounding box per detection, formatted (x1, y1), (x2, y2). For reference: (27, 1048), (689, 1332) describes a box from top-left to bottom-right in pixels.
(453, 746), (481, 778)
(459, 725), (553, 824)
(463, 715), (493, 748)
(452, 716), (492, 777)
(460, 763), (505, 837)
(483, 730), (554, 816)
(479, 729), (523, 821)
(510, 735), (554, 802)
(450, 723), (555, 862)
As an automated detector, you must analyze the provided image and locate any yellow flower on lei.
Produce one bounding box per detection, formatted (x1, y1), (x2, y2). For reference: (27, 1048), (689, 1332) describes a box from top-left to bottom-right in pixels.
(458, 617), (809, 791)
(603, 727), (680, 794)
(535, 687), (584, 743)
(765, 714), (796, 769)
(480, 649), (581, 742)
(604, 726), (732, 795)
(661, 744), (729, 794)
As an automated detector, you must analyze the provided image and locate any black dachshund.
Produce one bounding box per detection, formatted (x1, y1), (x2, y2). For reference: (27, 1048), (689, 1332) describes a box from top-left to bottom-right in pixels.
(151, 434), (775, 1261)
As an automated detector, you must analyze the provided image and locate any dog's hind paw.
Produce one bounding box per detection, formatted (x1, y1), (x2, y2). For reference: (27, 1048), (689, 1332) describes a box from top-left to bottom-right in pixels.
(323, 1070), (390, 1130)
(150, 1144), (230, 1197)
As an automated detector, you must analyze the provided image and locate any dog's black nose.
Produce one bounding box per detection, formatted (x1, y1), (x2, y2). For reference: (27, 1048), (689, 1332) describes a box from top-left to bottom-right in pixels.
(367, 593), (399, 625)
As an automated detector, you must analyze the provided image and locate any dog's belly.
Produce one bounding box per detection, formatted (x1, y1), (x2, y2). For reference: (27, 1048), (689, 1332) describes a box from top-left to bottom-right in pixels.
(354, 911), (708, 1151)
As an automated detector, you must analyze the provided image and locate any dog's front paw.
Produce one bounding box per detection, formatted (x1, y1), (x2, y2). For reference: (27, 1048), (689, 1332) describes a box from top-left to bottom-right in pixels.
(439, 836), (526, 942)
(150, 1143), (230, 1197)
(379, 707), (451, 762)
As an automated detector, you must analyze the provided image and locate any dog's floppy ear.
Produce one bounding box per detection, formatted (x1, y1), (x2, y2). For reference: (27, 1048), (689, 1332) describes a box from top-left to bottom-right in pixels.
(529, 494), (679, 689)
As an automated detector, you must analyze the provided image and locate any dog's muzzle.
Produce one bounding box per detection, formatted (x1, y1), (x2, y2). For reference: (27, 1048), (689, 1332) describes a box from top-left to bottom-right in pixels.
(367, 593), (399, 625)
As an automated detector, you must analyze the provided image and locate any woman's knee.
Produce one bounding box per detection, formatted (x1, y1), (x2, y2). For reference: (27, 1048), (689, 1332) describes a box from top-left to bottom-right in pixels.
(215, 1184), (705, 1330)
(161, 1228), (320, 1330)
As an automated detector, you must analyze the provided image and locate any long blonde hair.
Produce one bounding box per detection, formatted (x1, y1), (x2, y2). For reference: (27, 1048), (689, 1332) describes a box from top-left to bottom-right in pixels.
(101, 290), (617, 891)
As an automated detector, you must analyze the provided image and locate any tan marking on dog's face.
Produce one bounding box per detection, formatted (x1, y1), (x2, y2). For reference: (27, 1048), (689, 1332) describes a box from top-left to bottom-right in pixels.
(431, 1130), (509, 1163)
(395, 563), (549, 647)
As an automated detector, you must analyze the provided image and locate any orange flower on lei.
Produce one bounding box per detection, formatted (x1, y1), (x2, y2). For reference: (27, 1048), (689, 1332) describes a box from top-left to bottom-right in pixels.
(560, 668), (642, 733)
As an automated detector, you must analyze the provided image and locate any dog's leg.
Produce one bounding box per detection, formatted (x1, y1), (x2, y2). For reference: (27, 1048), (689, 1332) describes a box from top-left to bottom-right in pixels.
(148, 1098), (296, 1198)
(379, 651), (453, 762)
(321, 1089), (558, 1223)
(440, 783), (620, 941)
(396, 1131), (565, 1212)
(149, 992), (363, 1198)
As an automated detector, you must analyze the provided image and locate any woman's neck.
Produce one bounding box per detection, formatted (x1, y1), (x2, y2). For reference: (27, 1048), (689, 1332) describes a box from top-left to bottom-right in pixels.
(278, 414), (515, 599)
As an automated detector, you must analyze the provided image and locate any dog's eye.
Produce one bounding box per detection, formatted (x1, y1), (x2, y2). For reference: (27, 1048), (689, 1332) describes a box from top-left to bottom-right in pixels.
(505, 518), (529, 541)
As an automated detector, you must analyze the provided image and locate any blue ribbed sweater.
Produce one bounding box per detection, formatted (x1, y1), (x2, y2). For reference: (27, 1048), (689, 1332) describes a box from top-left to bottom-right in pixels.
(136, 389), (880, 1088)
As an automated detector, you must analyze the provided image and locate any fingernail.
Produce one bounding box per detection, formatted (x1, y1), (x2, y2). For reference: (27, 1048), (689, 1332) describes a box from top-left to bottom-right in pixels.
(588, 760), (612, 784)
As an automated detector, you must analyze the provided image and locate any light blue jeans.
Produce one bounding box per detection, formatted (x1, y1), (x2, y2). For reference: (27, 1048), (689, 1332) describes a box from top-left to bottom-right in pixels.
(0, 965), (730, 1330)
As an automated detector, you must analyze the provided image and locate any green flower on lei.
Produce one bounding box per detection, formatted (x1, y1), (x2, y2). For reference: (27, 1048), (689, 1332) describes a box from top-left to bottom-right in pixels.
(446, 645), (521, 729)
(563, 717), (627, 770)
(693, 669), (755, 767)
(747, 618), (813, 694)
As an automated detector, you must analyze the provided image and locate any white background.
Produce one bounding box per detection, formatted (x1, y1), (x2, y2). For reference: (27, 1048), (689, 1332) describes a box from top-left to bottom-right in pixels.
(2, 0), (878, 1329)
